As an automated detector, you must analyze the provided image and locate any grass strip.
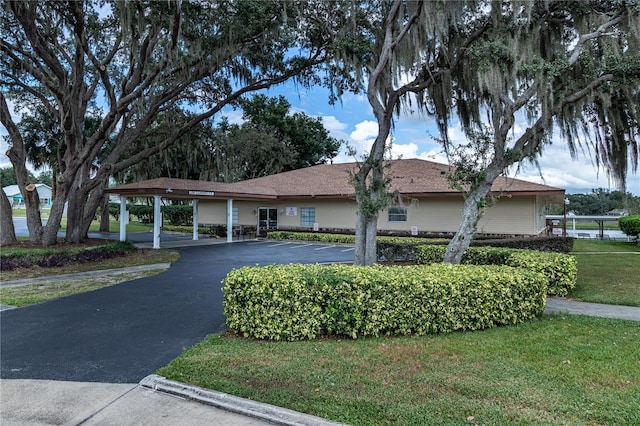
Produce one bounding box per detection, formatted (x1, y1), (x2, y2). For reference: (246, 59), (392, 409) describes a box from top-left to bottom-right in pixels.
(158, 315), (640, 426)
(0, 248), (178, 281)
(0, 270), (164, 307)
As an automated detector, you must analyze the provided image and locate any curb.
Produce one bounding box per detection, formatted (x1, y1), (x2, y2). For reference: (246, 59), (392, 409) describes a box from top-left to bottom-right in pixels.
(140, 374), (347, 426)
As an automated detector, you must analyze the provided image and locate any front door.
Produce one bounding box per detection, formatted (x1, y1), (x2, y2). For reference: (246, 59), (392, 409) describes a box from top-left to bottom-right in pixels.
(258, 208), (278, 236)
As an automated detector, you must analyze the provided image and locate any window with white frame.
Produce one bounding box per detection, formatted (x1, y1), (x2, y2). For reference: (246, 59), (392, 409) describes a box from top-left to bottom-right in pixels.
(300, 207), (316, 227)
(232, 207), (239, 225)
(388, 206), (407, 222)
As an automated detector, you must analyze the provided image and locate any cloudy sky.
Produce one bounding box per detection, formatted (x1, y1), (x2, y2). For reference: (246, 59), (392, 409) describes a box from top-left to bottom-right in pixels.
(251, 82), (640, 196)
(3, 80), (639, 196)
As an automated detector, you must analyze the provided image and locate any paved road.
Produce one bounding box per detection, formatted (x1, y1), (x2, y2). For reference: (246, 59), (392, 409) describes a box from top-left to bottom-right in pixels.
(0, 241), (354, 383)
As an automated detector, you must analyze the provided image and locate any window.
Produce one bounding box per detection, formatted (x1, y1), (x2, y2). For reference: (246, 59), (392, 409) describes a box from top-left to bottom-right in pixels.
(300, 207), (316, 227)
(388, 206), (407, 222)
(232, 207), (239, 225)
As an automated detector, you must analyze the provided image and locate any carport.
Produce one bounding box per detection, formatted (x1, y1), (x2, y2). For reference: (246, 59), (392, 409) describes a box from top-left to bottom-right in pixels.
(104, 178), (268, 249)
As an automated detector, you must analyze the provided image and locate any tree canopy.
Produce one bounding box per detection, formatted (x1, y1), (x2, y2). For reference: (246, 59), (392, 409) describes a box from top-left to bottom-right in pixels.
(327, 0), (640, 265)
(118, 94), (341, 183)
(0, 0), (348, 245)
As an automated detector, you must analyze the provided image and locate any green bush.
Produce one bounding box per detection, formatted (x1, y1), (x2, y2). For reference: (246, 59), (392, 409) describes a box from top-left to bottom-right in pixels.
(223, 263), (548, 341)
(0, 240), (136, 271)
(470, 236), (574, 253)
(414, 245), (577, 296)
(128, 204), (154, 223)
(161, 205), (193, 226)
(619, 215), (640, 239)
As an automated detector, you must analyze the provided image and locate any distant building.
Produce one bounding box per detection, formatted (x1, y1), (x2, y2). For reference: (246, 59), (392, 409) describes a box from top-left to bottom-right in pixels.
(2, 184), (53, 208)
(107, 158), (565, 237)
(607, 209), (628, 217)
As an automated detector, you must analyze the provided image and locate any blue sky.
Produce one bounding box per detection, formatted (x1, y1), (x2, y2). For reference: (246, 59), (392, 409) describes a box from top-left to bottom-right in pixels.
(237, 81), (640, 196)
(2, 80), (639, 196)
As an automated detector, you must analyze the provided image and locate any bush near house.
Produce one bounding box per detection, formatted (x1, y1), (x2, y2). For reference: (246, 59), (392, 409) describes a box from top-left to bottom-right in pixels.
(619, 215), (640, 240)
(267, 231), (573, 259)
(414, 245), (577, 296)
(223, 263), (548, 341)
(0, 241), (136, 271)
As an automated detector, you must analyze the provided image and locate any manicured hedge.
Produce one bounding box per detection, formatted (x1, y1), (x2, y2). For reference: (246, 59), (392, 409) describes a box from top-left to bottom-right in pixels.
(223, 263), (548, 341)
(267, 231), (447, 245)
(619, 215), (640, 239)
(414, 245), (577, 296)
(0, 241), (136, 271)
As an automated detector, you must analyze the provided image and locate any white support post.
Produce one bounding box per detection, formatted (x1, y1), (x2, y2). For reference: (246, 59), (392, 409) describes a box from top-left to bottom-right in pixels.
(192, 199), (199, 241)
(226, 198), (233, 243)
(119, 195), (127, 242)
(153, 195), (161, 249)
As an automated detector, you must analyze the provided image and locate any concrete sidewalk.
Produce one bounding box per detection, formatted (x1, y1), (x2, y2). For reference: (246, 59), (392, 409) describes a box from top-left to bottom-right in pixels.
(544, 297), (640, 321)
(1, 376), (342, 426)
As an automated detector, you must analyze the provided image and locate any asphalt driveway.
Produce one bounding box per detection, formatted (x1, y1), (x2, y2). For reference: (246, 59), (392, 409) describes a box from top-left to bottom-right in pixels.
(0, 241), (354, 383)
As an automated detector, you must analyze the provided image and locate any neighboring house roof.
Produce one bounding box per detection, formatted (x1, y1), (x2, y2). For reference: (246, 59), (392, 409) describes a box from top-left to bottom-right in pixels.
(106, 158), (564, 200)
(2, 184), (52, 198)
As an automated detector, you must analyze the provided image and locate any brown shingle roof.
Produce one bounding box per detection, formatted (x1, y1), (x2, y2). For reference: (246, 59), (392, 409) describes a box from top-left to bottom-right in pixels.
(106, 159), (563, 199)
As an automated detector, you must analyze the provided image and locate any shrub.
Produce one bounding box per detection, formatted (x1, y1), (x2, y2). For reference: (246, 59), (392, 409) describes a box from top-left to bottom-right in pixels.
(0, 241), (136, 271)
(619, 215), (640, 239)
(223, 263), (548, 341)
(470, 236), (574, 253)
(414, 245), (577, 296)
(161, 205), (193, 226)
(128, 204), (154, 223)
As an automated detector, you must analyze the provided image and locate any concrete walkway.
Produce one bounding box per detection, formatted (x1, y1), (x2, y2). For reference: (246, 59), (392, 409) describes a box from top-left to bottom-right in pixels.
(1, 376), (341, 426)
(545, 297), (640, 321)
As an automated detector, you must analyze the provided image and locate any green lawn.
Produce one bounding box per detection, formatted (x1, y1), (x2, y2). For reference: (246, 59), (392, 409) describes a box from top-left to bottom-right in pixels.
(158, 238), (640, 425)
(159, 315), (640, 426)
(570, 239), (640, 306)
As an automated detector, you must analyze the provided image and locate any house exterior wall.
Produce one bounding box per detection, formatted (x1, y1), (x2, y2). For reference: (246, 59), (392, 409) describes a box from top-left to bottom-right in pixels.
(199, 194), (541, 235)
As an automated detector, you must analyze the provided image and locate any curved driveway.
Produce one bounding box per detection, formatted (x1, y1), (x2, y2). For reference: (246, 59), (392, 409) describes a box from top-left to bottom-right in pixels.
(0, 241), (353, 383)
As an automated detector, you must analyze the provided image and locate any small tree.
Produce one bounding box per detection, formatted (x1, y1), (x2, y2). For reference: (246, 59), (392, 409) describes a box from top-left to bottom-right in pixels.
(619, 215), (640, 242)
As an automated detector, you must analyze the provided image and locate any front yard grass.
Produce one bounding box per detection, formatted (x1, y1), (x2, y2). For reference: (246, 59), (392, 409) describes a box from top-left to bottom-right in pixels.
(158, 238), (639, 425)
(159, 315), (640, 426)
(570, 239), (640, 306)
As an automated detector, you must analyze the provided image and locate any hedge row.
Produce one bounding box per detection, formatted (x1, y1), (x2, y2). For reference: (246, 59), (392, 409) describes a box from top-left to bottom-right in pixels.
(0, 241), (136, 271)
(267, 231), (448, 245)
(619, 215), (640, 239)
(223, 263), (548, 341)
(414, 245), (577, 296)
(267, 231), (573, 255)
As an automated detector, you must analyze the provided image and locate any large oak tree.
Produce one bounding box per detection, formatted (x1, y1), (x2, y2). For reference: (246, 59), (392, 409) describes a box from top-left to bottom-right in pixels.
(338, 0), (639, 265)
(0, 0), (345, 245)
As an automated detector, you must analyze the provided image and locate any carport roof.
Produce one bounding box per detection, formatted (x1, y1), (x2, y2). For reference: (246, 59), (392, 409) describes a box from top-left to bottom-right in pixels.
(105, 158), (565, 200)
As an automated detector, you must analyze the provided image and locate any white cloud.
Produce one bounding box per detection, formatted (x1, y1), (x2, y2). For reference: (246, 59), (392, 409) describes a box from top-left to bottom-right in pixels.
(350, 120), (378, 141)
(223, 108), (245, 125)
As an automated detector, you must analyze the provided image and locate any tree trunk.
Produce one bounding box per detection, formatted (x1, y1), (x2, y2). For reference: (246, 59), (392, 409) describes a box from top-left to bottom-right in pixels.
(354, 210), (367, 265)
(364, 214), (378, 265)
(41, 177), (69, 246)
(100, 194), (110, 232)
(24, 184), (44, 245)
(444, 163), (504, 264)
(443, 185), (491, 264)
(0, 190), (17, 246)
